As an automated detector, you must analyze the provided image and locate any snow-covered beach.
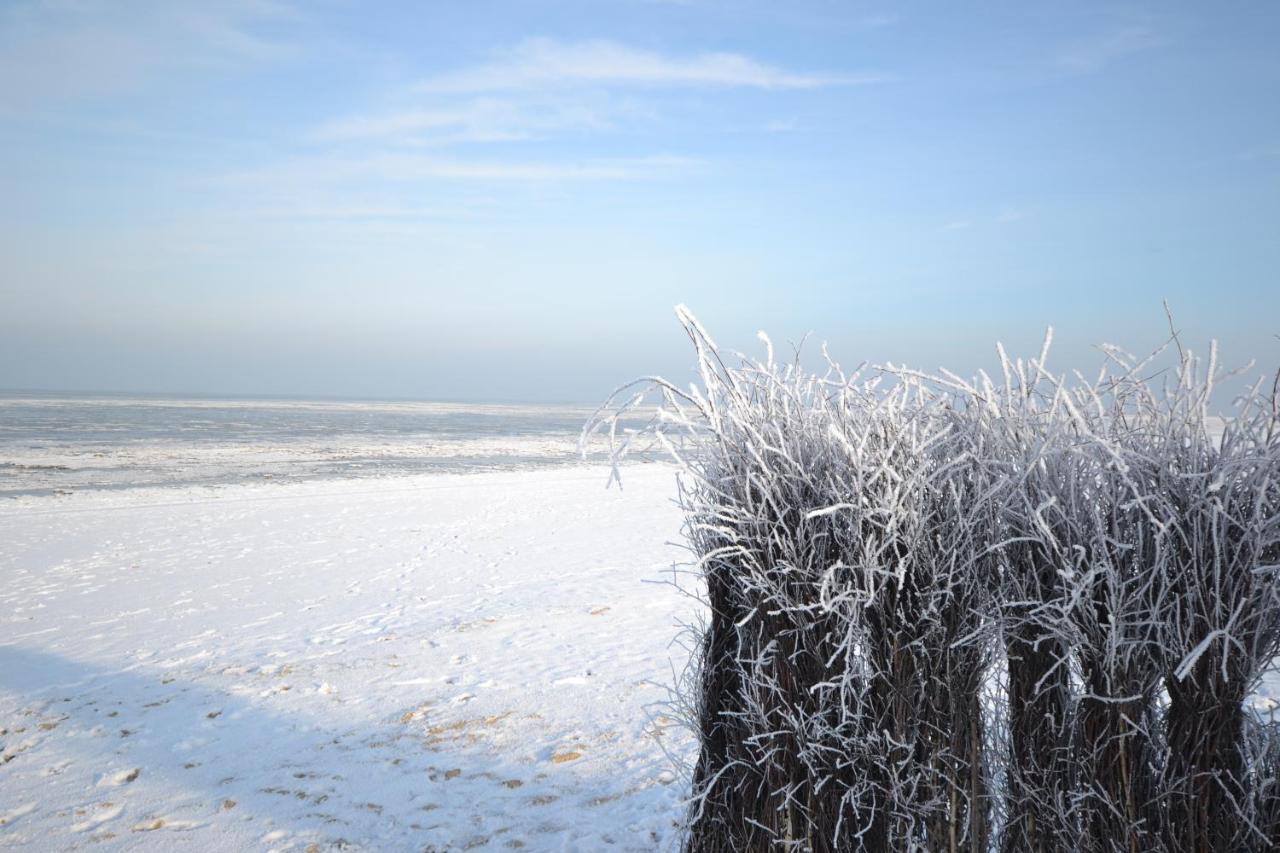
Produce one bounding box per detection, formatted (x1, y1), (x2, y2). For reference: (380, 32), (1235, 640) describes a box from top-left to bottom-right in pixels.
(1, 464), (695, 851)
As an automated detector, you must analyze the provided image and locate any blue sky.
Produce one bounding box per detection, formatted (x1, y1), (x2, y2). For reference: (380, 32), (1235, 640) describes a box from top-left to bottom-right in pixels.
(1, 1), (1277, 401)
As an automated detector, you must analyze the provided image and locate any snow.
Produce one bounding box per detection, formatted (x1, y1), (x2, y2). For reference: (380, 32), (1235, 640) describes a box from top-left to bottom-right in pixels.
(0, 465), (695, 851)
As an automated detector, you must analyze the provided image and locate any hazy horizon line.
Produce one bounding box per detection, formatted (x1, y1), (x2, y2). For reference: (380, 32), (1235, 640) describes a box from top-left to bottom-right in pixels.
(0, 386), (603, 408)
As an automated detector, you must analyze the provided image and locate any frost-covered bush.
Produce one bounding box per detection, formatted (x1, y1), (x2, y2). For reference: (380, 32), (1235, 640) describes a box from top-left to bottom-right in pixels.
(584, 308), (1280, 852)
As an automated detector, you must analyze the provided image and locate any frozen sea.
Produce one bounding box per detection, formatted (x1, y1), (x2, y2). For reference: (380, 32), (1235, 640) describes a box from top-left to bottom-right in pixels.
(0, 392), (635, 497)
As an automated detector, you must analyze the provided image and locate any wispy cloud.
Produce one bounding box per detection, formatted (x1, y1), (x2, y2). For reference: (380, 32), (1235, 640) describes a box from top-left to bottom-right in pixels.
(1056, 26), (1163, 74)
(250, 36), (861, 222)
(316, 97), (608, 145)
(0, 0), (295, 110)
(942, 207), (1029, 232)
(61, 27), (873, 224)
(224, 153), (699, 188)
(415, 38), (884, 93)
(314, 38), (880, 153)
(203, 151), (700, 228)
(368, 153), (698, 181)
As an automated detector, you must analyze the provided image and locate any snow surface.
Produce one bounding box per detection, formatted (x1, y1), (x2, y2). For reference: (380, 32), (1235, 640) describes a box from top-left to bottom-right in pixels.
(0, 465), (695, 851)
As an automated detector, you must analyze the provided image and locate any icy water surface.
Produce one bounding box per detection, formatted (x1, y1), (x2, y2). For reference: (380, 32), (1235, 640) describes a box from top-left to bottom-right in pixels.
(0, 392), (626, 496)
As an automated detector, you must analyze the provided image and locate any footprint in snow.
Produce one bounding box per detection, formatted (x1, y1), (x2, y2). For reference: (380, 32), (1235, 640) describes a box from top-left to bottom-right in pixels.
(99, 767), (140, 787)
(0, 803), (38, 828)
(139, 817), (203, 832)
(71, 803), (122, 833)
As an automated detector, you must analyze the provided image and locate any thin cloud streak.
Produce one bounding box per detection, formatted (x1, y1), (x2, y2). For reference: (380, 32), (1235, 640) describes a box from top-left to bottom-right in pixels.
(316, 97), (608, 145)
(942, 207), (1029, 232)
(222, 153), (701, 188)
(0, 0), (296, 109)
(415, 38), (886, 93)
(1056, 26), (1164, 74)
